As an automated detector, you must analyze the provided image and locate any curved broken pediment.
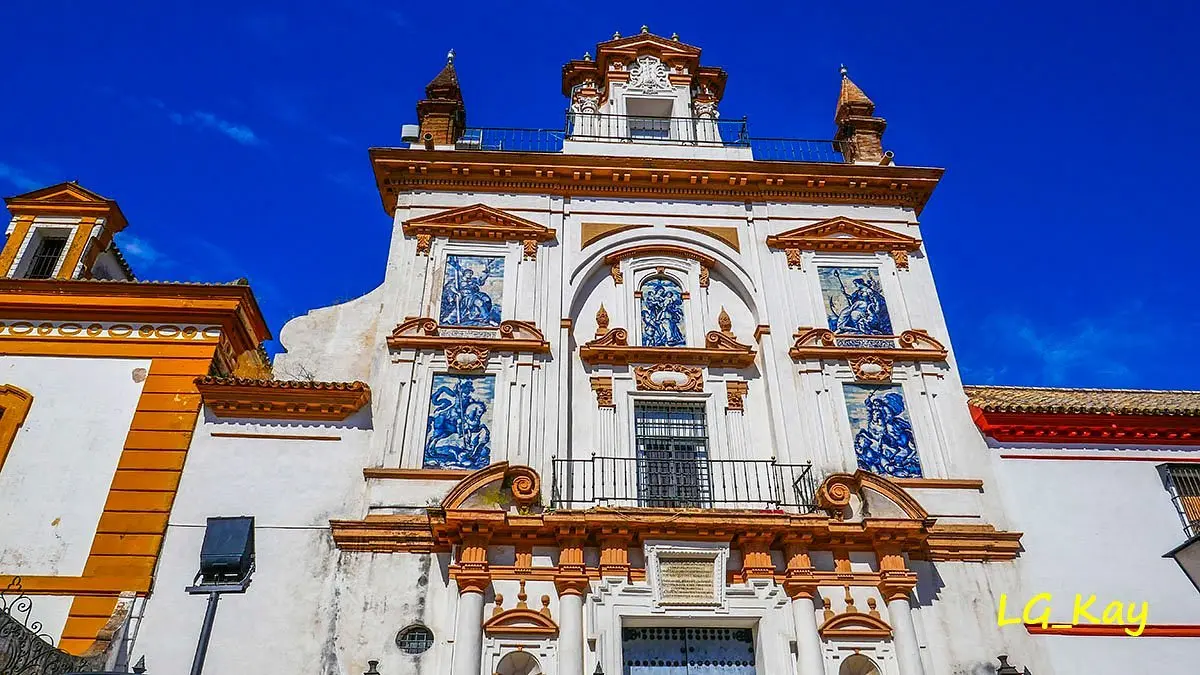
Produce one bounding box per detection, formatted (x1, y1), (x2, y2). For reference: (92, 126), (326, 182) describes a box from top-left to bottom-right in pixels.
(440, 462), (542, 513)
(817, 471), (930, 521)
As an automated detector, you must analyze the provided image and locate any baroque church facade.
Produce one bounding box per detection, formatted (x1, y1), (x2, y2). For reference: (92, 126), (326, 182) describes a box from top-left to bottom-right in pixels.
(3, 29), (1200, 675)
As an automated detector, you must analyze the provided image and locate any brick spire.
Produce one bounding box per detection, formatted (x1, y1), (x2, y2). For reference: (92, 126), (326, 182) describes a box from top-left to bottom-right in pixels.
(834, 65), (888, 164)
(417, 49), (466, 146)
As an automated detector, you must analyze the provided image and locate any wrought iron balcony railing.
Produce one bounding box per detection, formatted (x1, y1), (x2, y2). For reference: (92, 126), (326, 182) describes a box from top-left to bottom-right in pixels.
(453, 113), (850, 162)
(566, 112), (750, 147)
(550, 456), (818, 512)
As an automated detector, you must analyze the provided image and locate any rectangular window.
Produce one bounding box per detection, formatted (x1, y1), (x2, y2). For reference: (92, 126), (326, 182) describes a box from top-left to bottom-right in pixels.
(24, 237), (68, 279)
(634, 401), (710, 507)
(628, 116), (671, 140)
(1165, 464), (1200, 536)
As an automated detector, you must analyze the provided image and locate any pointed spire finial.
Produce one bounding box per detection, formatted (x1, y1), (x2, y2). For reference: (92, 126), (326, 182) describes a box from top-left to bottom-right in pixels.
(641, 24), (649, 33)
(613, 30), (621, 39)
(840, 63), (848, 78)
(447, 48), (455, 64)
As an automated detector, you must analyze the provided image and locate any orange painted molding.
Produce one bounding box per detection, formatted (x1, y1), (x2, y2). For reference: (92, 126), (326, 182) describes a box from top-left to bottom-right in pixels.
(819, 611), (893, 639)
(1, 574), (152, 596)
(789, 327), (947, 362)
(579, 327), (756, 368)
(603, 244), (718, 269)
(1025, 623), (1200, 637)
(483, 607), (559, 637)
(889, 478), (984, 490)
(403, 203), (556, 243)
(364, 467), (472, 480)
(387, 317), (550, 354)
(766, 215), (920, 265)
(3, 182), (128, 231)
(194, 377), (370, 421)
(370, 148), (944, 218)
(0, 384), (34, 472)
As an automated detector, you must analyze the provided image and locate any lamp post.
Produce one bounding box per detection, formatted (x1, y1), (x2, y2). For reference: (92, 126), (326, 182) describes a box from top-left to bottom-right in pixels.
(185, 516), (256, 675)
(1164, 532), (1200, 593)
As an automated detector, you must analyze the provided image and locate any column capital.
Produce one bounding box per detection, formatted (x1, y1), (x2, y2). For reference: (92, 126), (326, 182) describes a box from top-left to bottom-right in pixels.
(783, 571), (820, 600)
(554, 574), (591, 597)
(879, 570), (919, 602)
(456, 567), (492, 595)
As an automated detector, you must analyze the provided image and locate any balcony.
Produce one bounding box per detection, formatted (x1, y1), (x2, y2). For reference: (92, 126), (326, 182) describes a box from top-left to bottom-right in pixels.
(550, 456), (818, 512)
(452, 112), (849, 163)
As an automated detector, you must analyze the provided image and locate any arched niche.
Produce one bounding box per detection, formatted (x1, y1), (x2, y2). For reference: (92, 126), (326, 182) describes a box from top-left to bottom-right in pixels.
(567, 234), (760, 349)
(839, 654), (881, 675)
(495, 650), (542, 675)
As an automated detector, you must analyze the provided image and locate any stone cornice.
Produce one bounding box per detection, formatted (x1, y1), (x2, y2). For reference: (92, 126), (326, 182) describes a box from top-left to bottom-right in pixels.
(403, 203), (556, 243)
(371, 148), (943, 216)
(789, 327), (948, 362)
(580, 327), (756, 368)
(195, 377), (371, 421)
(387, 317), (551, 354)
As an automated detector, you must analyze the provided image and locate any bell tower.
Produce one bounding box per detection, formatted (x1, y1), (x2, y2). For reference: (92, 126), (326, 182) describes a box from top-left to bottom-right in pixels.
(834, 66), (890, 164)
(416, 49), (467, 147)
(1, 181), (133, 280)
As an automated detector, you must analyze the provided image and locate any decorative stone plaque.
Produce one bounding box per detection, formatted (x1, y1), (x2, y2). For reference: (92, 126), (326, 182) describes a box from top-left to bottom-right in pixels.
(645, 542), (728, 609)
(658, 558), (717, 604)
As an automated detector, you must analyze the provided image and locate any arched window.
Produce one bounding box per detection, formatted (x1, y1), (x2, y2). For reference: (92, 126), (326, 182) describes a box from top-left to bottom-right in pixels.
(639, 276), (686, 347)
(495, 651), (542, 675)
(839, 654), (881, 675)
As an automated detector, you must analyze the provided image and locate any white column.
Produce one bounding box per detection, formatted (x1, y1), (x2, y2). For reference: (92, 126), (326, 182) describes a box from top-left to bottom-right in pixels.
(790, 595), (825, 675)
(887, 596), (927, 675)
(558, 592), (585, 675)
(451, 590), (485, 675)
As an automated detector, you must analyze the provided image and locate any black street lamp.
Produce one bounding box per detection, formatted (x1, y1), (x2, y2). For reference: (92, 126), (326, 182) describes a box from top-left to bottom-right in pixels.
(185, 516), (255, 675)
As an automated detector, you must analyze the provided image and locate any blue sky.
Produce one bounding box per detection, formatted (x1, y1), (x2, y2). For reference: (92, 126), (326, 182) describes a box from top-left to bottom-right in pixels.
(2, 1), (1198, 389)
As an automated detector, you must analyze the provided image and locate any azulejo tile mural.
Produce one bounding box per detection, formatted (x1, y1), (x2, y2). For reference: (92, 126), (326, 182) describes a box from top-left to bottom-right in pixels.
(640, 277), (686, 347)
(440, 255), (505, 327)
(818, 267), (893, 335)
(843, 383), (922, 478)
(423, 373), (496, 470)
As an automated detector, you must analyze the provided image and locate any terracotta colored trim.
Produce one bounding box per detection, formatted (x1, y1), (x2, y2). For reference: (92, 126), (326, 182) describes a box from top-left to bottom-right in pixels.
(580, 222), (652, 248)
(818, 612), (893, 639)
(4, 182), (128, 232)
(370, 148), (944, 217)
(57, 217), (95, 280)
(789, 327), (947, 362)
(0, 217), (34, 275)
(603, 243), (717, 268)
(387, 317), (550, 354)
(766, 215), (920, 267)
(665, 224), (740, 251)
(483, 607), (559, 637)
(926, 524), (1023, 561)
(999, 453), (1200, 463)
(580, 328), (756, 368)
(364, 467), (471, 480)
(403, 202), (556, 243)
(0, 384), (34, 473)
(1025, 623), (1200, 637)
(194, 377), (370, 421)
(210, 432), (343, 441)
(0, 575), (149, 597)
(889, 478), (984, 490)
(972, 405), (1200, 445)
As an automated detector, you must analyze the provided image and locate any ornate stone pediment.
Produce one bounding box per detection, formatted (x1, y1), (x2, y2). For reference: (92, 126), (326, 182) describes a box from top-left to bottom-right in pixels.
(818, 609), (893, 639)
(4, 181), (128, 230)
(788, 327), (946, 363)
(484, 606), (559, 637)
(580, 327), (755, 368)
(387, 317), (550, 354)
(403, 204), (556, 254)
(765, 216), (920, 268)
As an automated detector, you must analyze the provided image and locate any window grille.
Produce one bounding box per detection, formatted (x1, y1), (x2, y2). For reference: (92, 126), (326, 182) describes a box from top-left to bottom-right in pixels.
(634, 401), (710, 507)
(395, 624), (434, 654)
(1166, 465), (1200, 536)
(24, 237), (67, 279)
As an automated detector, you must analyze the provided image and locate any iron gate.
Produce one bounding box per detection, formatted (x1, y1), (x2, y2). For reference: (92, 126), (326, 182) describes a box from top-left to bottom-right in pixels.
(622, 627), (755, 675)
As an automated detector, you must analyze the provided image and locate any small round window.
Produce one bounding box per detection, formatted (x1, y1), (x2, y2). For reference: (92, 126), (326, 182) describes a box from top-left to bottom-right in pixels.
(396, 624), (434, 655)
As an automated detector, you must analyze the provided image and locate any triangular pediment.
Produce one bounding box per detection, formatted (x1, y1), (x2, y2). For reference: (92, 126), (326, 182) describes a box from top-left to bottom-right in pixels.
(6, 181), (111, 205)
(4, 181), (127, 230)
(599, 33), (701, 57)
(765, 216), (920, 253)
(403, 204), (556, 243)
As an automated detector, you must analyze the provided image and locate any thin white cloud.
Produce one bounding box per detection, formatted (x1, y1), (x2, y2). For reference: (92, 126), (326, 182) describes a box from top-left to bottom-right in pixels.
(169, 110), (261, 146)
(0, 162), (42, 192)
(115, 233), (171, 269)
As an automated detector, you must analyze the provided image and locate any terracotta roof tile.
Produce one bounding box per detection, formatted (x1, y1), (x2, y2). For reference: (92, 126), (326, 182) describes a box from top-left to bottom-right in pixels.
(195, 377), (368, 391)
(964, 385), (1200, 417)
